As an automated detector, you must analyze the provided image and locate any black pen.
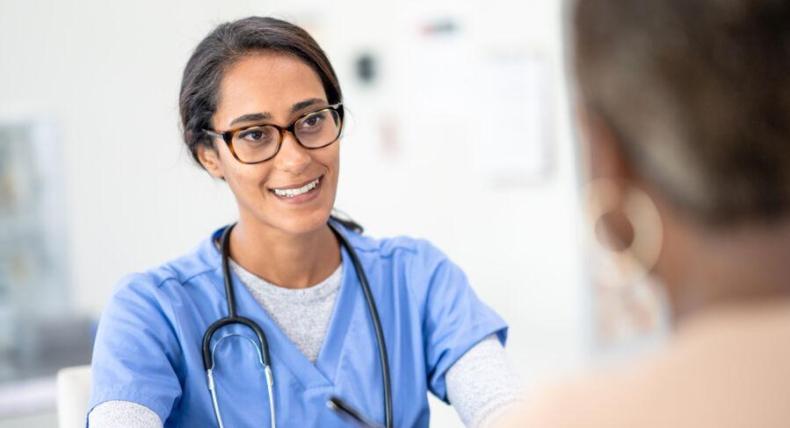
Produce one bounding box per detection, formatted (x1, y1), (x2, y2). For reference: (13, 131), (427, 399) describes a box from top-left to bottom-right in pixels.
(327, 396), (385, 428)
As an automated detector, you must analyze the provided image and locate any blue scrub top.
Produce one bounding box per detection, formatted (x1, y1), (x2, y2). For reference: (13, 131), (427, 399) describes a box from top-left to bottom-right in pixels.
(89, 221), (507, 427)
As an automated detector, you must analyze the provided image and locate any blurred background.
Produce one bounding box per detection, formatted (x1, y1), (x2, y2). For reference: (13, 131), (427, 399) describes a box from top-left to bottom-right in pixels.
(0, 0), (664, 426)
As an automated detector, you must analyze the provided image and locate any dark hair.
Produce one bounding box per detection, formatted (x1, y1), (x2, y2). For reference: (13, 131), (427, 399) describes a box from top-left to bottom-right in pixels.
(573, 0), (790, 226)
(179, 16), (342, 166)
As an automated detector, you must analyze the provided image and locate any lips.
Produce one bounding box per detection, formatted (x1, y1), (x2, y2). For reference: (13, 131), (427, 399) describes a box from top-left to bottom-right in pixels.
(269, 175), (323, 198)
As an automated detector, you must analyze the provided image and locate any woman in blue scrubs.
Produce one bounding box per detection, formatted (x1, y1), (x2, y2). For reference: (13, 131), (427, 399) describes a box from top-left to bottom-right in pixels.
(88, 17), (514, 427)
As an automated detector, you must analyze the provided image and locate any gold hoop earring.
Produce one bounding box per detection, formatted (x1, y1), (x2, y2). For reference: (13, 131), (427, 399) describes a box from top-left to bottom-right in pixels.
(583, 179), (663, 288)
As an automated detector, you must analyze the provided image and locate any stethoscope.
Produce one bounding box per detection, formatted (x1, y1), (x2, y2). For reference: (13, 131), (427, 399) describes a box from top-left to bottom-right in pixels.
(201, 218), (393, 428)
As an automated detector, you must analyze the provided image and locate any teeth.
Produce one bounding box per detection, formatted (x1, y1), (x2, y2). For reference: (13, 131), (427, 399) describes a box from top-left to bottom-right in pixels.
(273, 178), (320, 198)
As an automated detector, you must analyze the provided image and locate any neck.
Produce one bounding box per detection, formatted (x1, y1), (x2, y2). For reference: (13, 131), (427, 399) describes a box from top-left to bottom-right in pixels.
(662, 216), (790, 325)
(228, 216), (341, 289)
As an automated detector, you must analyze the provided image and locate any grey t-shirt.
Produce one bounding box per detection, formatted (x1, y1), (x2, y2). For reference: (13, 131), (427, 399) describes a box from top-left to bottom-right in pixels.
(230, 260), (342, 363)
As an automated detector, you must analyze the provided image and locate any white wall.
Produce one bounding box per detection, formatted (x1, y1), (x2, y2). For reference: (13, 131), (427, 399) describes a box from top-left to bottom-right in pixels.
(0, 0), (586, 425)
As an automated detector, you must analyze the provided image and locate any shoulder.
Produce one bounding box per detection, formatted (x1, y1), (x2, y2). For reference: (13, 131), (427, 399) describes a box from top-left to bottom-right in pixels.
(339, 224), (448, 266)
(496, 374), (628, 428)
(94, 231), (225, 361)
(337, 224), (462, 303)
(338, 225), (470, 302)
(499, 349), (688, 428)
(344, 229), (457, 285)
(106, 229), (222, 311)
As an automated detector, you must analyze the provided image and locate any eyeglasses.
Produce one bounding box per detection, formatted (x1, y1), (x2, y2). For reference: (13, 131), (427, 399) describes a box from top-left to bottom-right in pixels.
(204, 103), (344, 164)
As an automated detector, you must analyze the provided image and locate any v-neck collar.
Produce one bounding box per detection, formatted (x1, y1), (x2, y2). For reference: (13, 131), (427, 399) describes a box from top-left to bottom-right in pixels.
(207, 228), (362, 391)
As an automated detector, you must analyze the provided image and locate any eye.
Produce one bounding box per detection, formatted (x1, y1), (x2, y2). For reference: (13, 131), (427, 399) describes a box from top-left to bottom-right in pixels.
(237, 126), (276, 145)
(297, 112), (326, 133)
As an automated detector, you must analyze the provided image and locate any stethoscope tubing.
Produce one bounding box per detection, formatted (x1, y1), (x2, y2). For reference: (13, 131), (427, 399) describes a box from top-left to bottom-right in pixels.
(330, 226), (393, 427)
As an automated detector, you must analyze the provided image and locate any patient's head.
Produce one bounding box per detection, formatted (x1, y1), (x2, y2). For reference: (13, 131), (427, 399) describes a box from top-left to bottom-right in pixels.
(572, 0), (790, 316)
(574, 0), (790, 225)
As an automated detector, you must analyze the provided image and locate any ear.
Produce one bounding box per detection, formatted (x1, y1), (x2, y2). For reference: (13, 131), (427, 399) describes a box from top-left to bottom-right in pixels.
(197, 143), (225, 179)
(578, 104), (636, 249)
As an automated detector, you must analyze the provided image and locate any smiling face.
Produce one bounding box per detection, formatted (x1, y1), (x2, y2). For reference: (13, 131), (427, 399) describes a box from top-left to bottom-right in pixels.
(198, 52), (340, 237)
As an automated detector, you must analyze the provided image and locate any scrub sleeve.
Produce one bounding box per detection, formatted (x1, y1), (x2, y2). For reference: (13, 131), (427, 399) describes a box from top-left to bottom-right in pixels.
(407, 239), (508, 402)
(88, 274), (182, 424)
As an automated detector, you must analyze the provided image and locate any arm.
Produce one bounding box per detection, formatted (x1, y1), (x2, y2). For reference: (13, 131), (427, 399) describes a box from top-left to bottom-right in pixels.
(89, 401), (162, 428)
(446, 335), (522, 428)
(406, 240), (510, 408)
(88, 274), (183, 425)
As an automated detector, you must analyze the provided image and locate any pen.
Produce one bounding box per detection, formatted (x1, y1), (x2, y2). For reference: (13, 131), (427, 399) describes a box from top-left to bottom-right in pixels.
(327, 396), (384, 428)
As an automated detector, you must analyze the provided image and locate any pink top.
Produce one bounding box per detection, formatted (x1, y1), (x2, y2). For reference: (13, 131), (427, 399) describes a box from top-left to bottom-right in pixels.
(500, 299), (790, 428)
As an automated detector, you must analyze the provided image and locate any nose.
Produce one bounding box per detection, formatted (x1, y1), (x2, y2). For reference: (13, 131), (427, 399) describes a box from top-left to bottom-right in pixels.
(274, 131), (311, 175)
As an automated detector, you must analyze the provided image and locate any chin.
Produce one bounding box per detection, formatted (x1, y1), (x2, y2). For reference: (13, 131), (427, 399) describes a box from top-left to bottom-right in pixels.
(263, 206), (333, 236)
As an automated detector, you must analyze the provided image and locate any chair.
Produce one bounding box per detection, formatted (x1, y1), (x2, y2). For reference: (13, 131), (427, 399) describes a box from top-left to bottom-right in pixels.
(56, 365), (91, 428)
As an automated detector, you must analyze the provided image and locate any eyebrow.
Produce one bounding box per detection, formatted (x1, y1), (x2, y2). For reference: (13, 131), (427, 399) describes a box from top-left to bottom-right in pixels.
(229, 112), (271, 126)
(228, 98), (326, 127)
(290, 98), (324, 113)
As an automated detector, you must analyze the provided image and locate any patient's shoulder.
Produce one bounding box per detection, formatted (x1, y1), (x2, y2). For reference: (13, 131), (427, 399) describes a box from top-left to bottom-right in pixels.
(498, 308), (790, 428)
(497, 364), (655, 428)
